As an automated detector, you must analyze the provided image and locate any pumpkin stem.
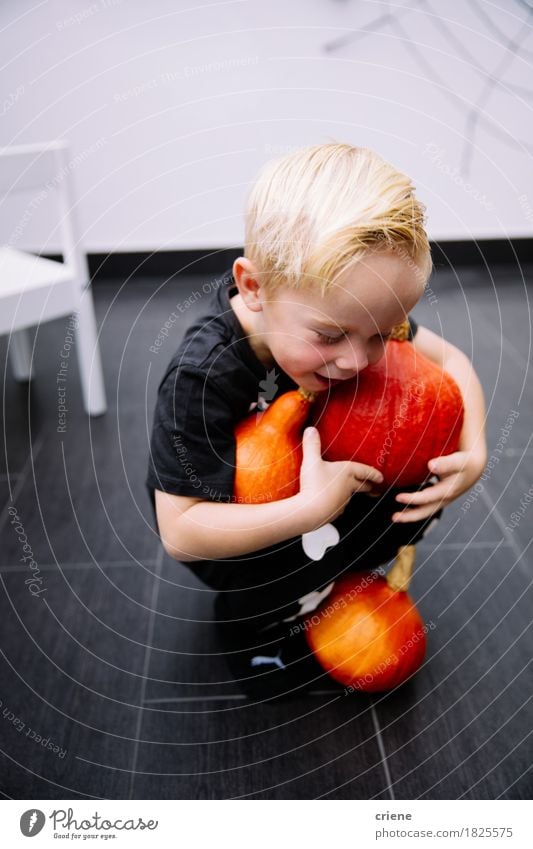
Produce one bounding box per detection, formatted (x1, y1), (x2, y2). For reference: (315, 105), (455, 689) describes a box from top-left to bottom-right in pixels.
(298, 387), (318, 403)
(389, 320), (410, 341)
(386, 544), (416, 592)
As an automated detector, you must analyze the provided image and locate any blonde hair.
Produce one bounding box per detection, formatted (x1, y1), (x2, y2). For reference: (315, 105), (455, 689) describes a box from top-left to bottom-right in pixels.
(244, 142), (432, 294)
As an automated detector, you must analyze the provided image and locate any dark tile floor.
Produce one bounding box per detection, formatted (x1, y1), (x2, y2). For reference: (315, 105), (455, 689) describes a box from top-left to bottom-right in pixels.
(0, 263), (531, 799)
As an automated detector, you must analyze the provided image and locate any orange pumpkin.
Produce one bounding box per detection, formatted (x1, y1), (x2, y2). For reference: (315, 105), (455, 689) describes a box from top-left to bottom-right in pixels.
(305, 545), (426, 691)
(311, 324), (464, 490)
(233, 388), (315, 503)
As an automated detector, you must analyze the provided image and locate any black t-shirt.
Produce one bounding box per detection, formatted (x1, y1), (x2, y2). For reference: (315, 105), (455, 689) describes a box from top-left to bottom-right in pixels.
(146, 269), (419, 610)
(146, 269), (299, 510)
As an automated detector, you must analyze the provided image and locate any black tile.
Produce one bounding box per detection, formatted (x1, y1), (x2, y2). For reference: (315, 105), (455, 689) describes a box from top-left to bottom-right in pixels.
(0, 359), (41, 477)
(0, 653), (135, 799)
(0, 562), (157, 798)
(374, 546), (532, 799)
(93, 276), (215, 411)
(0, 476), (16, 515)
(98, 277), (228, 416)
(143, 554), (242, 700)
(421, 485), (505, 546)
(0, 322), (88, 463)
(0, 561), (155, 717)
(483, 456), (533, 558)
(131, 693), (387, 799)
(457, 282), (532, 365)
(412, 289), (532, 453)
(1, 409), (157, 565)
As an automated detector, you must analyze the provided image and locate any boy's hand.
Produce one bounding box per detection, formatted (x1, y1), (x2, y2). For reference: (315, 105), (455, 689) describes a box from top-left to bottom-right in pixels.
(298, 427), (384, 528)
(391, 450), (486, 523)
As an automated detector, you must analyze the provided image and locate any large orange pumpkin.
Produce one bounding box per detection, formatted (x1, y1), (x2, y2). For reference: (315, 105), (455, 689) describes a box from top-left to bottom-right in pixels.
(310, 324), (464, 491)
(305, 545), (427, 692)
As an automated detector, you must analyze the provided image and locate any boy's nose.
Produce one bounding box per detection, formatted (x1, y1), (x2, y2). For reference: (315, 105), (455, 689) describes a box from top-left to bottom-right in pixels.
(334, 348), (368, 374)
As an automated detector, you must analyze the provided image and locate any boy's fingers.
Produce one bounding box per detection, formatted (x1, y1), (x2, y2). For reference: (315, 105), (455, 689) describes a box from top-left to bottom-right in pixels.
(352, 463), (384, 484)
(429, 452), (464, 476)
(395, 484), (445, 506)
(303, 426), (320, 444)
(392, 503), (442, 523)
(395, 479), (455, 506)
(302, 427), (321, 461)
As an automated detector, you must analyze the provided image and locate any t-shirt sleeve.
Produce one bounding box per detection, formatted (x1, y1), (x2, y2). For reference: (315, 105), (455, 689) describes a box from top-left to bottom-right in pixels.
(407, 315), (418, 340)
(146, 365), (237, 503)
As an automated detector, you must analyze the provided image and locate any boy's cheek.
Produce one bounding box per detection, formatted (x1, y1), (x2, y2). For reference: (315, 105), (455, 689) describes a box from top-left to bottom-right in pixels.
(276, 352), (321, 379)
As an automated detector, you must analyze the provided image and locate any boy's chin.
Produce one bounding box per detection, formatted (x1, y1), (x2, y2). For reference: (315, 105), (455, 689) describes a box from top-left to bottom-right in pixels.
(295, 373), (326, 392)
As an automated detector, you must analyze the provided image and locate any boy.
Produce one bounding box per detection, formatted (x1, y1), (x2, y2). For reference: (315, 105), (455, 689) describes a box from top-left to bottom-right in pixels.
(146, 143), (487, 700)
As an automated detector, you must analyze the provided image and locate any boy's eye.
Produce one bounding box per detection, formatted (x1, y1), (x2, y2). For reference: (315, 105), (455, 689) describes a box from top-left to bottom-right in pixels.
(314, 330), (392, 345)
(315, 332), (343, 345)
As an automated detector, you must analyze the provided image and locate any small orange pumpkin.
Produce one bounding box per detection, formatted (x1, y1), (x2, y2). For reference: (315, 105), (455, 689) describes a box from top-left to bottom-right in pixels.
(233, 388), (315, 503)
(305, 545), (426, 691)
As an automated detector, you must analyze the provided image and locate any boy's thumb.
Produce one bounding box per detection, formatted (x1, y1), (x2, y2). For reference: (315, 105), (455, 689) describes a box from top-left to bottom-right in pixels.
(302, 426), (321, 453)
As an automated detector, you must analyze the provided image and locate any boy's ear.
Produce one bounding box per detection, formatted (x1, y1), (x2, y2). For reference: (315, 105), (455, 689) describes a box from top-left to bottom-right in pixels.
(232, 257), (264, 312)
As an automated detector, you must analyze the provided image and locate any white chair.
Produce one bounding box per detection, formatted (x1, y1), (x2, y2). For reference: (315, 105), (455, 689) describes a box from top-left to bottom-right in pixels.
(0, 141), (106, 415)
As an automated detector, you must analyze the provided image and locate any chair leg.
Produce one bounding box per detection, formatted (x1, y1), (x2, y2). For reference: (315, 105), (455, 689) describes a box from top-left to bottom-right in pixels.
(75, 286), (107, 416)
(9, 328), (33, 381)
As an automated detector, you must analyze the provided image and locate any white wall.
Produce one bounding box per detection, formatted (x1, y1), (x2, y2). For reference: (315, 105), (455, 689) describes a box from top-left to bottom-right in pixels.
(1, 0), (532, 254)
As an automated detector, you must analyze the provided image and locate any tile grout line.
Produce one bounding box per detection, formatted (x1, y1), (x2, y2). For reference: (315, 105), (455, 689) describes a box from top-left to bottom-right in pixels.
(144, 694), (247, 704)
(417, 541), (511, 550)
(0, 559), (160, 572)
(142, 690), (340, 704)
(370, 700), (395, 801)
(128, 544), (164, 800)
(0, 540), (501, 576)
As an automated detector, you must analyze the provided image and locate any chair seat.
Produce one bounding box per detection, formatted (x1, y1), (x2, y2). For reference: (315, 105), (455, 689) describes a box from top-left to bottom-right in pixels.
(0, 246), (73, 295)
(0, 246), (79, 334)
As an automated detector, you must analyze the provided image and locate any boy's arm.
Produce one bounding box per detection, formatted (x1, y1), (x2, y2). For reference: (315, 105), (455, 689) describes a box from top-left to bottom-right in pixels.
(156, 490), (316, 562)
(156, 427), (384, 561)
(392, 325), (488, 523)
